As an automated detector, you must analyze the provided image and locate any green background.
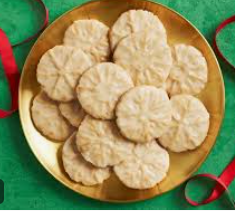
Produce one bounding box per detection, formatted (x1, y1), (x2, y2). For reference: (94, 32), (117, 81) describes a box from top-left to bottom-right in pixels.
(0, 0), (235, 209)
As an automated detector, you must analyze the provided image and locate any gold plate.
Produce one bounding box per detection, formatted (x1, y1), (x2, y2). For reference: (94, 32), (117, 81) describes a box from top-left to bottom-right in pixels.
(19, 0), (225, 202)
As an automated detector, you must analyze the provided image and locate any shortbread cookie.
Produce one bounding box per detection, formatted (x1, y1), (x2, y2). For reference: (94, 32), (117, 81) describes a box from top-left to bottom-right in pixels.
(114, 141), (169, 189)
(113, 30), (172, 87)
(31, 92), (74, 141)
(167, 44), (208, 96)
(110, 9), (167, 50)
(64, 19), (110, 62)
(116, 86), (171, 143)
(77, 63), (133, 119)
(37, 45), (94, 102)
(159, 95), (210, 152)
(59, 100), (86, 127)
(62, 133), (110, 185)
(76, 116), (134, 168)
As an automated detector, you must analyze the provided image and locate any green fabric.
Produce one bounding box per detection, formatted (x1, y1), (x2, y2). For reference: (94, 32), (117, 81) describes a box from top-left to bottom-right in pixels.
(0, 0), (235, 209)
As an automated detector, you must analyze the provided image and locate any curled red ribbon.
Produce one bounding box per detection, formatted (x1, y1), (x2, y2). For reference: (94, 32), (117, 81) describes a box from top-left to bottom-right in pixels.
(0, 29), (20, 118)
(185, 15), (235, 208)
(213, 15), (235, 69)
(0, 0), (48, 118)
(185, 158), (235, 208)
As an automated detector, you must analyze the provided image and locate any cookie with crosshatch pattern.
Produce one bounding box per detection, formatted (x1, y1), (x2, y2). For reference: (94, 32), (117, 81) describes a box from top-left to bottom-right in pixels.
(114, 141), (169, 189)
(31, 92), (74, 141)
(62, 133), (110, 185)
(159, 94), (210, 152)
(116, 86), (171, 143)
(113, 30), (172, 88)
(77, 63), (133, 120)
(166, 44), (208, 96)
(110, 9), (167, 50)
(64, 19), (110, 62)
(76, 116), (134, 168)
(37, 45), (95, 102)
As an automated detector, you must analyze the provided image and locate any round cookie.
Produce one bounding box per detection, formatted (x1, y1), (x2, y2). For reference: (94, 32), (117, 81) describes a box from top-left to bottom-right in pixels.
(113, 30), (172, 88)
(59, 100), (86, 127)
(167, 44), (208, 96)
(116, 86), (171, 143)
(159, 94), (210, 152)
(62, 133), (110, 185)
(114, 141), (169, 189)
(37, 45), (95, 102)
(63, 19), (110, 62)
(110, 9), (167, 50)
(76, 115), (134, 168)
(31, 92), (74, 141)
(77, 63), (133, 120)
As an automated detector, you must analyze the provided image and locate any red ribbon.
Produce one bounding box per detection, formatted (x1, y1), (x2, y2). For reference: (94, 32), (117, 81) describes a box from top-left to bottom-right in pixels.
(213, 15), (235, 69)
(185, 158), (235, 207)
(185, 15), (235, 208)
(0, 30), (20, 118)
(0, 0), (48, 118)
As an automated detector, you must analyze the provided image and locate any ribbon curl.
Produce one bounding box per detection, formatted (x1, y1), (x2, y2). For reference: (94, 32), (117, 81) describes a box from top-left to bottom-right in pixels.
(0, 0), (48, 118)
(185, 158), (235, 208)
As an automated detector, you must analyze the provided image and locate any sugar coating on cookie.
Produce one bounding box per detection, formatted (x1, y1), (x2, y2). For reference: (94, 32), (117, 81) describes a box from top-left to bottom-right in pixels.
(37, 45), (95, 102)
(114, 141), (169, 189)
(159, 95), (210, 152)
(116, 86), (171, 143)
(113, 30), (172, 88)
(62, 133), (110, 185)
(167, 44), (208, 96)
(76, 116), (134, 168)
(59, 100), (86, 127)
(64, 19), (110, 62)
(31, 92), (74, 141)
(110, 9), (167, 50)
(77, 63), (133, 120)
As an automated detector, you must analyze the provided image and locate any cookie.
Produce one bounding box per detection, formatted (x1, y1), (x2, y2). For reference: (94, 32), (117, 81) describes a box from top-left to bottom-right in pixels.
(31, 92), (74, 141)
(167, 44), (208, 96)
(62, 133), (110, 185)
(116, 86), (171, 143)
(159, 94), (210, 152)
(77, 63), (133, 120)
(37, 45), (95, 102)
(114, 141), (169, 189)
(76, 116), (134, 168)
(63, 19), (110, 62)
(113, 30), (172, 87)
(110, 9), (167, 50)
(59, 100), (86, 127)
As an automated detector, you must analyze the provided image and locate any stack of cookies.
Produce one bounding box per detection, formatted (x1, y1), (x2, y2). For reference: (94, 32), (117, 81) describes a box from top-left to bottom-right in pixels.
(31, 10), (210, 190)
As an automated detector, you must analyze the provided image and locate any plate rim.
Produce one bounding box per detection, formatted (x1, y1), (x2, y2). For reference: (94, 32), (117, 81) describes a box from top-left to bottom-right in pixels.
(19, 0), (225, 203)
